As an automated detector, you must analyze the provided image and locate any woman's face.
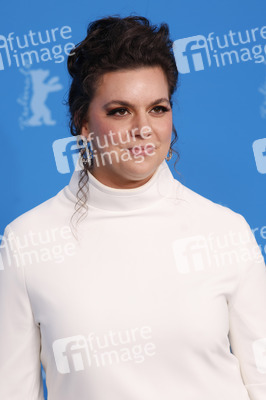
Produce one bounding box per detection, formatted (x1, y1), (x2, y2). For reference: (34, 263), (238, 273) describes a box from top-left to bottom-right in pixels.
(81, 66), (173, 188)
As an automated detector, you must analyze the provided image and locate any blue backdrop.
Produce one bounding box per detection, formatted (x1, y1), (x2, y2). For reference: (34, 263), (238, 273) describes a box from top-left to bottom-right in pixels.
(1, 1), (266, 398)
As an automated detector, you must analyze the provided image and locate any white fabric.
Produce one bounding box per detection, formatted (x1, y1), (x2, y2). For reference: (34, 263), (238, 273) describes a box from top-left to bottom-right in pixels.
(0, 159), (266, 400)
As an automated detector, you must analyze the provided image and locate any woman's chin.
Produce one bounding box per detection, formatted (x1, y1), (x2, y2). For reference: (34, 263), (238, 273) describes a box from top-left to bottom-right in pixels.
(117, 155), (162, 179)
(89, 151), (164, 186)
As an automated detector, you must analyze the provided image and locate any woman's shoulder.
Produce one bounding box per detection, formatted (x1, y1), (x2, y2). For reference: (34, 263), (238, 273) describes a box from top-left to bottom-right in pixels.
(176, 179), (249, 231)
(4, 187), (71, 238)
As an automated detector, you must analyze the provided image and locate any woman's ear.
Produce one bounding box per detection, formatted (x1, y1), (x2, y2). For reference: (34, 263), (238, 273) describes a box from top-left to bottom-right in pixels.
(74, 110), (90, 138)
(80, 117), (90, 138)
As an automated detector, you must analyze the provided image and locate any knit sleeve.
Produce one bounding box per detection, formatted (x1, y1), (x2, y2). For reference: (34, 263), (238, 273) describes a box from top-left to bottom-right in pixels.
(0, 224), (44, 400)
(228, 215), (266, 400)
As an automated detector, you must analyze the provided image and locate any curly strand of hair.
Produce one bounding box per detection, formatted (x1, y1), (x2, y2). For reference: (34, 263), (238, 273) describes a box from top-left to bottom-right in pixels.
(69, 149), (91, 240)
(171, 125), (181, 177)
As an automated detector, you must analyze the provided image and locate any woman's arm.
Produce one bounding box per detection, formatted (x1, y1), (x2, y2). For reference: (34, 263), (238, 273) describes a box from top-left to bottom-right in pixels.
(228, 216), (266, 400)
(0, 225), (44, 400)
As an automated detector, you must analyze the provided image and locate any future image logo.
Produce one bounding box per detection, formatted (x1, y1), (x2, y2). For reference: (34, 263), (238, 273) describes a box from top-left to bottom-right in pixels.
(52, 326), (156, 374)
(52, 128), (156, 174)
(172, 228), (263, 274)
(0, 225), (77, 269)
(0, 26), (75, 71)
(173, 26), (266, 73)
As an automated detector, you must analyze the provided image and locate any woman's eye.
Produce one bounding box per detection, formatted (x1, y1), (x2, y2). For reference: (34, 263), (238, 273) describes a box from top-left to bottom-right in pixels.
(107, 108), (129, 116)
(152, 106), (170, 113)
(107, 105), (170, 116)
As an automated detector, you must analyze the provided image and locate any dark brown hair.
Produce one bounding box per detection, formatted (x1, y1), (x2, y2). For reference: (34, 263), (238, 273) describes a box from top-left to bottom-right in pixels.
(65, 14), (180, 235)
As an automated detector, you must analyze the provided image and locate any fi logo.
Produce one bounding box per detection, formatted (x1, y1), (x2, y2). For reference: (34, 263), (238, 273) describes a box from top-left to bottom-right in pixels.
(252, 337), (266, 373)
(173, 35), (211, 73)
(0, 35), (11, 71)
(52, 137), (82, 174)
(0, 234), (5, 270)
(52, 335), (91, 374)
(172, 235), (212, 274)
(252, 138), (266, 174)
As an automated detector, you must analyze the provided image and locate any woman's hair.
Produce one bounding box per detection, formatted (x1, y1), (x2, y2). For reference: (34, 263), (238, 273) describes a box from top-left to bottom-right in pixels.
(65, 14), (180, 236)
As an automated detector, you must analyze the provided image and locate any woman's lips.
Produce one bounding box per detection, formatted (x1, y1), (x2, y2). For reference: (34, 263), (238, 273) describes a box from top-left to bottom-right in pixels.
(127, 144), (156, 155)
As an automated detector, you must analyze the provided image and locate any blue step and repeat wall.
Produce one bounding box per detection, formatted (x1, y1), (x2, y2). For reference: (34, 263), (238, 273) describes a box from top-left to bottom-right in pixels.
(0, 0), (265, 398)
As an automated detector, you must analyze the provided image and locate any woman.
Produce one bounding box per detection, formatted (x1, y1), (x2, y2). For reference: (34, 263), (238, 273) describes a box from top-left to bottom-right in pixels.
(0, 15), (266, 400)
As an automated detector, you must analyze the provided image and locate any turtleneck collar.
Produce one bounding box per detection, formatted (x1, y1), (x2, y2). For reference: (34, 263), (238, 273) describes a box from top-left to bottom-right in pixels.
(65, 160), (177, 212)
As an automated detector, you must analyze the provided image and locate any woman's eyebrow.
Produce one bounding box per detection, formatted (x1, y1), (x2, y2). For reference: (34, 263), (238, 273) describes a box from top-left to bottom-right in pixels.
(103, 98), (170, 109)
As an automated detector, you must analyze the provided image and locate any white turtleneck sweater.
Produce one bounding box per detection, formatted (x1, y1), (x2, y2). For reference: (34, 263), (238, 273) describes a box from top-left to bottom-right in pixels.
(0, 159), (266, 400)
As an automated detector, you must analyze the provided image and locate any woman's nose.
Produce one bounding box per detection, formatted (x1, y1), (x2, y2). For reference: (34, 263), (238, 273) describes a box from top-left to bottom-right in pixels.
(129, 112), (152, 139)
